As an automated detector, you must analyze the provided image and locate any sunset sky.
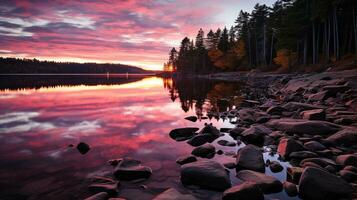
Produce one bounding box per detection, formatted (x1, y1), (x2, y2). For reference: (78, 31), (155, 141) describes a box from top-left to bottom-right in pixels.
(0, 0), (275, 70)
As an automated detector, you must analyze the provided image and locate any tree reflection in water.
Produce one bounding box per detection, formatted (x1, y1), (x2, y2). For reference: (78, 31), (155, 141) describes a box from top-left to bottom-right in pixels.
(163, 77), (244, 120)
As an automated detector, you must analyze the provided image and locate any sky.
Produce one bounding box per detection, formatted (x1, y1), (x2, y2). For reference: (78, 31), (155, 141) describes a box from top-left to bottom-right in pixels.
(0, 0), (275, 70)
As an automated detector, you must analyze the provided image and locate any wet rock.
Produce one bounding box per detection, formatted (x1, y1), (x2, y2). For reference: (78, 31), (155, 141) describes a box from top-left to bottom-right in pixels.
(299, 167), (353, 200)
(240, 125), (272, 147)
(340, 169), (357, 182)
(268, 161), (284, 173)
(236, 145), (265, 172)
(344, 165), (357, 173)
(113, 158), (152, 181)
(199, 123), (220, 137)
(308, 90), (329, 101)
(301, 109), (326, 120)
(217, 149), (224, 155)
(220, 128), (232, 133)
(169, 128), (198, 141)
(176, 155), (197, 165)
(282, 102), (324, 112)
(88, 182), (118, 195)
(153, 188), (197, 200)
(300, 158), (337, 168)
(84, 192), (108, 200)
(277, 138), (305, 159)
(229, 127), (245, 139)
(191, 144), (216, 158)
(241, 100), (261, 107)
(304, 141), (327, 151)
(336, 154), (357, 166)
(108, 159), (122, 166)
(185, 116), (198, 122)
(217, 140), (236, 147)
(323, 85), (350, 96)
(187, 134), (208, 147)
(287, 167), (303, 184)
(223, 162), (236, 169)
(222, 182), (264, 200)
(181, 160), (231, 191)
(283, 181), (298, 197)
(326, 128), (357, 146)
(334, 117), (353, 125)
(289, 151), (318, 159)
(236, 170), (283, 194)
(267, 106), (286, 115)
(77, 142), (90, 154)
(267, 118), (341, 135)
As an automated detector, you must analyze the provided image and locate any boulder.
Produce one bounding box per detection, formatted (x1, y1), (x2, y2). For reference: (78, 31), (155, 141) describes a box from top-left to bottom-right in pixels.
(240, 125), (272, 146)
(300, 158), (337, 168)
(301, 109), (326, 120)
(187, 134), (208, 146)
(184, 116), (198, 122)
(176, 155), (197, 165)
(269, 161), (284, 173)
(283, 181), (298, 197)
(114, 158), (152, 181)
(153, 188), (197, 200)
(217, 140), (236, 147)
(267, 118), (341, 135)
(308, 91), (329, 101)
(336, 154), (357, 167)
(299, 167), (353, 200)
(77, 142), (90, 154)
(287, 167), (304, 184)
(289, 151), (318, 159)
(222, 182), (264, 200)
(277, 138), (305, 159)
(326, 128), (357, 146)
(181, 160), (231, 191)
(236, 145), (265, 172)
(282, 102), (324, 112)
(84, 192), (108, 200)
(169, 128), (198, 141)
(191, 144), (216, 158)
(266, 106), (286, 115)
(236, 170), (283, 194)
(229, 127), (245, 139)
(322, 85), (350, 96)
(304, 141), (327, 151)
(340, 169), (357, 182)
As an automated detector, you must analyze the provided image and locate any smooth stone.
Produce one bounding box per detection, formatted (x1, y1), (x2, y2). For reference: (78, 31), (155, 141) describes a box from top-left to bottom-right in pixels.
(269, 161), (284, 173)
(287, 167), (303, 184)
(282, 102), (324, 111)
(217, 140), (236, 147)
(181, 160), (231, 191)
(222, 182), (264, 200)
(113, 158), (152, 181)
(336, 154), (357, 166)
(199, 123), (220, 137)
(223, 162), (236, 169)
(301, 109), (326, 120)
(304, 141), (326, 151)
(185, 116), (198, 122)
(340, 169), (357, 182)
(77, 142), (90, 154)
(267, 118), (341, 135)
(240, 125), (272, 146)
(187, 134), (208, 147)
(322, 85), (350, 95)
(236, 170), (283, 194)
(266, 106), (286, 115)
(326, 128), (357, 146)
(88, 183), (118, 195)
(283, 181), (298, 197)
(236, 144), (265, 172)
(229, 127), (245, 139)
(191, 144), (216, 158)
(277, 138), (305, 159)
(289, 151), (318, 159)
(84, 192), (108, 200)
(300, 158), (337, 168)
(299, 167), (353, 200)
(176, 155), (197, 165)
(169, 127), (199, 141)
(153, 188), (197, 200)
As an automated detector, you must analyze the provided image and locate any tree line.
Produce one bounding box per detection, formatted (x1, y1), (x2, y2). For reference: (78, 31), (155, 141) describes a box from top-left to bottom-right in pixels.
(0, 57), (147, 74)
(164, 0), (357, 73)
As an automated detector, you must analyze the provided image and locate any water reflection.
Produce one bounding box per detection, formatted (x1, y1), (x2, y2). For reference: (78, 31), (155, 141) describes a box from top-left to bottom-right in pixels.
(0, 76), (297, 200)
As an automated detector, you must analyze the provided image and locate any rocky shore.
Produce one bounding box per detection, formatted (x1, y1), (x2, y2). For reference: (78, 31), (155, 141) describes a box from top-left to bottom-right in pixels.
(84, 69), (357, 200)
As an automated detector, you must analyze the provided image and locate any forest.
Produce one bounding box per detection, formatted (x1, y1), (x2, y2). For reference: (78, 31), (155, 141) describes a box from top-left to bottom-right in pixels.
(0, 57), (147, 74)
(164, 0), (357, 74)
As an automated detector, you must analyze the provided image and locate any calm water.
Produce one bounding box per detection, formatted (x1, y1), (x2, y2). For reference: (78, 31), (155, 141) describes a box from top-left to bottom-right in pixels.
(0, 75), (298, 200)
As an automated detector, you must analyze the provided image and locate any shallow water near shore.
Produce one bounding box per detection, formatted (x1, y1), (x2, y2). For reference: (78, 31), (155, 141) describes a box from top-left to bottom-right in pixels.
(0, 75), (299, 200)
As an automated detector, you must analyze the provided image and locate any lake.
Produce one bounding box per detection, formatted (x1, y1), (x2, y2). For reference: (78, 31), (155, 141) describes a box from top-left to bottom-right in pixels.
(0, 75), (298, 200)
